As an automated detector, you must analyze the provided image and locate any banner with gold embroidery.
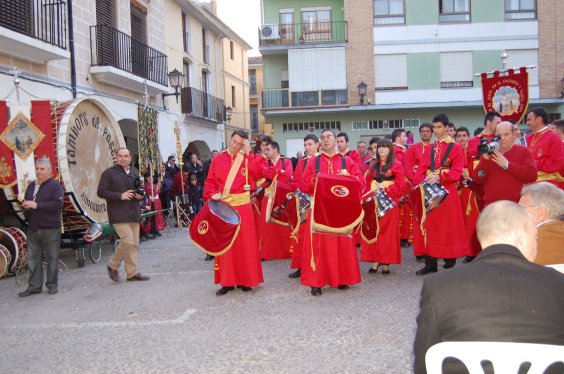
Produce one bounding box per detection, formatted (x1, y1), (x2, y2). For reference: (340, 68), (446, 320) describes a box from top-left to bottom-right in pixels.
(0, 101), (16, 188)
(137, 104), (161, 176)
(481, 67), (529, 124)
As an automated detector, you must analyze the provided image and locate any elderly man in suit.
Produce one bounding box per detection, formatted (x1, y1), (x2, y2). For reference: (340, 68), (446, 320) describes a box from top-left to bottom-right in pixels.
(413, 200), (564, 374)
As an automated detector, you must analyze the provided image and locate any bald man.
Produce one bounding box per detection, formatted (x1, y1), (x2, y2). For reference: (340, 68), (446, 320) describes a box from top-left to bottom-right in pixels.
(471, 121), (537, 205)
(414, 201), (564, 374)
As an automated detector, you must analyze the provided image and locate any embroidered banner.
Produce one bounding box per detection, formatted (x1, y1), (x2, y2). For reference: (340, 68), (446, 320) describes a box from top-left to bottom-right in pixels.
(31, 100), (58, 179)
(137, 104), (161, 176)
(481, 67), (529, 124)
(0, 101), (16, 188)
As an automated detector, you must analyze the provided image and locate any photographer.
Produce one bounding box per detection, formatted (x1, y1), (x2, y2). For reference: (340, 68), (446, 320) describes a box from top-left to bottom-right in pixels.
(97, 147), (150, 283)
(471, 122), (537, 206)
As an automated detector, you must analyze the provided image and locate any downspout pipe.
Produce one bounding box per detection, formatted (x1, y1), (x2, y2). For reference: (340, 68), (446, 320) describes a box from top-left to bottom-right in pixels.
(68, 0), (77, 99)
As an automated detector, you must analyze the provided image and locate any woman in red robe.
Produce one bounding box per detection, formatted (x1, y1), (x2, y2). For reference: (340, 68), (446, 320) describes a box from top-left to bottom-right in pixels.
(361, 138), (405, 274)
(144, 174), (165, 232)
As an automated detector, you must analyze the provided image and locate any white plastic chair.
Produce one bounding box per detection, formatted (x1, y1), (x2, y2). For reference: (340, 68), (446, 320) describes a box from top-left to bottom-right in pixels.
(425, 341), (564, 374)
(545, 263), (564, 274)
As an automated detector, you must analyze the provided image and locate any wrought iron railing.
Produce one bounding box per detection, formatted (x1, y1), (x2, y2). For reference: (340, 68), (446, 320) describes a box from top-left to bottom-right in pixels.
(181, 87), (224, 122)
(262, 88), (349, 109)
(90, 24), (168, 86)
(0, 0), (67, 49)
(258, 21), (347, 47)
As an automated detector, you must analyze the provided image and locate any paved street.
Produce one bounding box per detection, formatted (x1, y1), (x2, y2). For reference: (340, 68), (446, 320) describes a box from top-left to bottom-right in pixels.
(0, 229), (425, 373)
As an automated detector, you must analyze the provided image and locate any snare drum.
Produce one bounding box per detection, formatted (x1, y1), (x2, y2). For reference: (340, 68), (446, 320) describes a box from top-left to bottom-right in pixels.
(189, 200), (241, 256)
(0, 244), (12, 278)
(0, 227), (27, 273)
(363, 189), (396, 218)
(410, 181), (449, 223)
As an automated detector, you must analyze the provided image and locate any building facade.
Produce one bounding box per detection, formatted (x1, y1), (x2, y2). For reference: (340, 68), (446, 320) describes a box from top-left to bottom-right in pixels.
(248, 56), (272, 148)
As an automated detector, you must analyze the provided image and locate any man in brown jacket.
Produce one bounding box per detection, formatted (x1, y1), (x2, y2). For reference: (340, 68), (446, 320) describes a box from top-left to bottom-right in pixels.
(519, 182), (564, 265)
(97, 147), (150, 282)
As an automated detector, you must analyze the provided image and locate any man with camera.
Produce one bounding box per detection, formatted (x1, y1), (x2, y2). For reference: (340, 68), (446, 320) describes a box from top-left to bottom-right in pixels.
(471, 122), (537, 206)
(97, 147), (150, 283)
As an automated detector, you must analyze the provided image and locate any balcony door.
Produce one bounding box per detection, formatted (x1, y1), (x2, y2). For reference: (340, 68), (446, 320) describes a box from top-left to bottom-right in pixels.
(301, 9), (331, 42)
(130, 3), (148, 79)
(0, 0), (33, 36)
(95, 0), (117, 67)
(279, 12), (294, 45)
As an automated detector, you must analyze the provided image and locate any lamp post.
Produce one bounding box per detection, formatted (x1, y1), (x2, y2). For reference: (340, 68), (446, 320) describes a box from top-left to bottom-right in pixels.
(162, 68), (184, 111)
(357, 81), (367, 106)
(224, 106), (232, 123)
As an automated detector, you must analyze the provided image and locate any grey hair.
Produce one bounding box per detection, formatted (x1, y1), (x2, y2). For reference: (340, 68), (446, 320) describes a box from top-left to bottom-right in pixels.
(521, 182), (564, 219)
(35, 157), (52, 169)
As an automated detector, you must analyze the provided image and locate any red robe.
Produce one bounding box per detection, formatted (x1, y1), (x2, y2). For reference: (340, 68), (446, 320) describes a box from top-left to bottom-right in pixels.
(394, 144), (412, 241)
(344, 149), (363, 245)
(360, 160), (405, 264)
(458, 146), (480, 257)
(526, 127), (564, 189)
(251, 154), (270, 239)
(467, 132), (495, 203)
(403, 142), (429, 257)
(414, 139), (469, 259)
(203, 150), (264, 287)
(290, 157), (310, 269)
(471, 145), (537, 205)
(299, 153), (365, 288)
(258, 156), (294, 260)
(144, 181), (165, 232)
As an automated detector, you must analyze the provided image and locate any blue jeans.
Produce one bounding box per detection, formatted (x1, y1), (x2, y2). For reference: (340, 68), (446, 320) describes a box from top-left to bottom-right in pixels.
(27, 228), (61, 291)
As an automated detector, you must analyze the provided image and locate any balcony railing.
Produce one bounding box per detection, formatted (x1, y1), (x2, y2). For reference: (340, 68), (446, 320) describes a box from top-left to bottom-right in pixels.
(0, 0), (67, 49)
(90, 24), (168, 86)
(261, 88), (349, 109)
(181, 87), (224, 122)
(258, 21), (347, 47)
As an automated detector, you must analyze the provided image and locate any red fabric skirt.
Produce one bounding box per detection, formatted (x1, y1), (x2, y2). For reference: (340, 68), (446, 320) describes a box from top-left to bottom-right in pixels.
(214, 203), (264, 287)
(360, 206), (401, 264)
(300, 216), (361, 288)
(290, 223), (306, 269)
(421, 183), (469, 259)
(459, 187), (481, 256)
(399, 203), (412, 240)
(259, 199), (292, 259)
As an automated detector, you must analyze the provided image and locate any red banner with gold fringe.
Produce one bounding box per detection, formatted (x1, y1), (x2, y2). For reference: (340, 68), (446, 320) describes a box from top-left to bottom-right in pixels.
(31, 100), (58, 179)
(481, 67), (529, 124)
(0, 101), (17, 188)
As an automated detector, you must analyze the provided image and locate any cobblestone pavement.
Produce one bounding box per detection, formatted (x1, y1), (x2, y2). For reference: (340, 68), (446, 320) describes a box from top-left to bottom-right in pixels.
(0, 229), (428, 373)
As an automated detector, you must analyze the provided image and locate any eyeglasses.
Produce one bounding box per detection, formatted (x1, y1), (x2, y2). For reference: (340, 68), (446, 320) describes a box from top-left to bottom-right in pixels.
(320, 135), (335, 140)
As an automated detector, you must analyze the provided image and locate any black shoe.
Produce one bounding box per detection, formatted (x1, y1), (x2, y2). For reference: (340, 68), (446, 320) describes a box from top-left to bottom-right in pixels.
(415, 255), (424, 262)
(48, 287), (58, 295)
(204, 254), (214, 261)
(443, 259), (456, 269)
(216, 286), (235, 296)
(381, 265), (390, 275)
(288, 269), (301, 278)
(400, 239), (410, 248)
(311, 287), (322, 296)
(19, 288), (42, 297)
(239, 286), (252, 292)
(463, 256), (475, 263)
(337, 285), (349, 290)
(368, 268), (378, 274)
(416, 265), (438, 276)
(156, 233), (162, 237)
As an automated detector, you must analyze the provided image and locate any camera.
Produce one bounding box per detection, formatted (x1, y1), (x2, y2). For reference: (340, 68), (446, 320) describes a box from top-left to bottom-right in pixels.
(134, 176), (146, 196)
(477, 136), (501, 155)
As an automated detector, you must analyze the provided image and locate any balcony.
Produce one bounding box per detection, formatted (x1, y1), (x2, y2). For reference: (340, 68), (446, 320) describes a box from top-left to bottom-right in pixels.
(261, 88), (349, 110)
(89, 24), (169, 95)
(181, 87), (224, 122)
(258, 21), (347, 53)
(0, 0), (69, 63)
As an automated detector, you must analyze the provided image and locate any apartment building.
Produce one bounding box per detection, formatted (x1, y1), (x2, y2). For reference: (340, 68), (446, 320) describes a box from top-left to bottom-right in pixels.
(248, 56), (271, 148)
(259, 0), (563, 155)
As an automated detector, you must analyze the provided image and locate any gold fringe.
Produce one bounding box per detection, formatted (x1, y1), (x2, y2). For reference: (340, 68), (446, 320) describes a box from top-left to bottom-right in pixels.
(419, 184), (427, 247)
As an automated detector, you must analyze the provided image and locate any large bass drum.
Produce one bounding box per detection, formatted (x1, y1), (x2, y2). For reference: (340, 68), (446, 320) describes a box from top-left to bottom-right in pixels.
(0, 226), (27, 273)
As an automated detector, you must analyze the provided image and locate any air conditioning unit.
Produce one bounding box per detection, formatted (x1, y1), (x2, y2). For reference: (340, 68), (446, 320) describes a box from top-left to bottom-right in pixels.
(260, 25), (279, 40)
(308, 127), (315, 133)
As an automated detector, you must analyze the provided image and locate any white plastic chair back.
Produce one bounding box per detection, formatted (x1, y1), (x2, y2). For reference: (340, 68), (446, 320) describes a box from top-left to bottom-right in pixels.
(425, 341), (564, 374)
(545, 263), (564, 274)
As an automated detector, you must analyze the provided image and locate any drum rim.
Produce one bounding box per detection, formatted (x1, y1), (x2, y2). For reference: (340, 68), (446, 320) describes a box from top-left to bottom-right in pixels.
(0, 244), (11, 277)
(0, 227), (20, 269)
(207, 200), (241, 225)
(56, 98), (126, 224)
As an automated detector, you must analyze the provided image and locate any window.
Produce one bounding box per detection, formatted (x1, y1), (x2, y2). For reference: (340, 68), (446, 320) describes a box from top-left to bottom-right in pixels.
(202, 28), (209, 64)
(404, 119), (421, 129)
(352, 119), (417, 131)
(352, 121), (369, 130)
(279, 11), (294, 43)
(374, 0), (405, 25)
(282, 121), (341, 133)
(505, 0), (536, 20)
(250, 105), (258, 133)
(440, 52), (473, 88)
(507, 49), (538, 85)
(301, 9), (332, 42)
(231, 85), (236, 108)
(249, 69), (257, 95)
(182, 60), (191, 87)
(439, 0), (470, 23)
(375, 54), (408, 90)
(230, 40), (234, 60)
(182, 13), (191, 54)
(281, 69), (289, 89)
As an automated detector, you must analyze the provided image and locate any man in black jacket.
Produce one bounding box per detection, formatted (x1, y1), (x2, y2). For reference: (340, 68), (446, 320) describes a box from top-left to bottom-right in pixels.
(414, 200), (564, 374)
(97, 148), (150, 283)
(19, 158), (64, 297)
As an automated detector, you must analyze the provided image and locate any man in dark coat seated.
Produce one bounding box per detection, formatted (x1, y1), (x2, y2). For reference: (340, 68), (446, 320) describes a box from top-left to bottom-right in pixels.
(414, 200), (564, 374)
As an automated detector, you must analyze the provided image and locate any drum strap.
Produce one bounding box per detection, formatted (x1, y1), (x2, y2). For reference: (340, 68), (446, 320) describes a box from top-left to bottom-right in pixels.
(222, 153), (244, 197)
(315, 155), (346, 174)
(430, 143), (455, 171)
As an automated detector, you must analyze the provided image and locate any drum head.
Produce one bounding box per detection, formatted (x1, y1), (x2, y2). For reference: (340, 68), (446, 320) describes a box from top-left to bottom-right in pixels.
(0, 228), (18, 271)
(208, 200), (240, 225)
(0, 244), (11, 278)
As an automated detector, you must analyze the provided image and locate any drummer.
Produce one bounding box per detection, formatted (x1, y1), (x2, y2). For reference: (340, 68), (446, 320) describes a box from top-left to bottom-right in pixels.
(299, 129), (365, 296)
(204, 130), (264, 296)
(258, 141), (294, 260)
(19, 157), (64, 297)
(288, 134), (319, 279)
(361, 138), (406, 275)
(413, 114), (469, 275)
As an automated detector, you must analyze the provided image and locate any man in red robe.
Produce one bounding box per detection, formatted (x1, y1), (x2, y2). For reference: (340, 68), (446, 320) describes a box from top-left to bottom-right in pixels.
(414, 114), (469, 275)
(337, 132), (363, 171)
(251, 136), (272, 236)
(300, 129), (365, 296)
(288, 134), (319, 279)
(525, 107), (564, 189)
(392, 128), (412, 248)
(203, 130), (264, 296)
(472, 122), (537, 205)
(403, 123), (432, 261)
(258, 141), (294, 260)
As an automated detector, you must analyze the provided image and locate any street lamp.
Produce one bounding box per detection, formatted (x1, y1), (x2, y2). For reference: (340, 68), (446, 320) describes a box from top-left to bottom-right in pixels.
(357, 81), (367, 106)
(224, 106), (232, 123)
(162, 68), (184, 110)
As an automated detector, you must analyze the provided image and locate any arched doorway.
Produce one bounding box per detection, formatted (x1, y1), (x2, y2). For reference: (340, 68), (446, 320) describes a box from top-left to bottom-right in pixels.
(183, 140), (212, 164)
